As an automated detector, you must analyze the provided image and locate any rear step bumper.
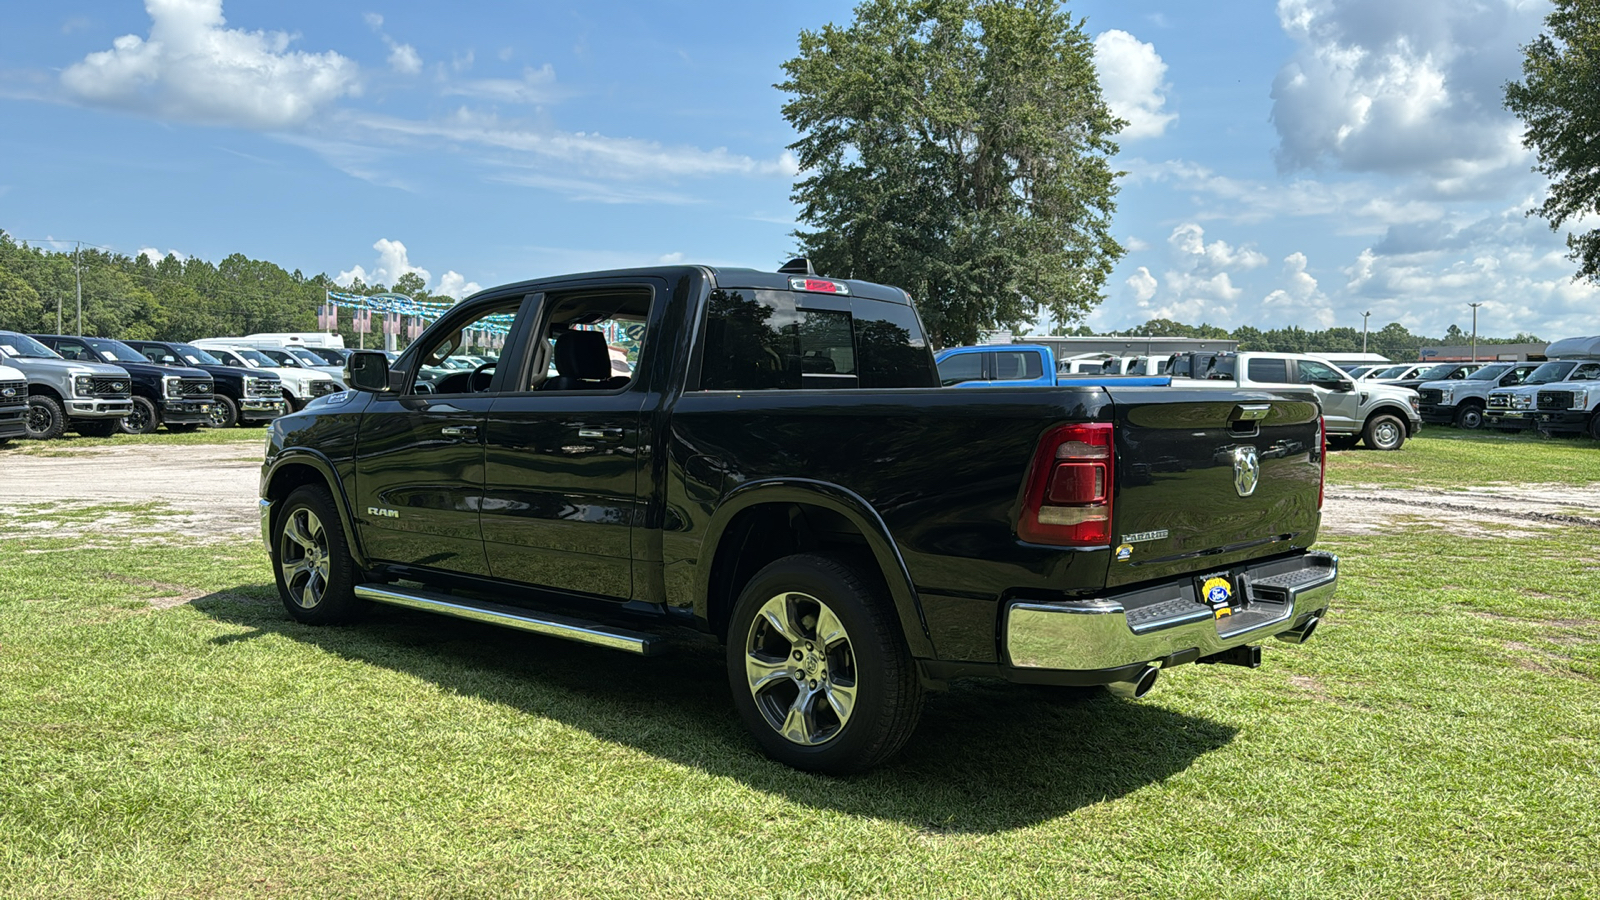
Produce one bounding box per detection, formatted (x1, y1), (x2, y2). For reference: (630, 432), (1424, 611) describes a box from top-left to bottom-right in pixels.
(1004, 551), (1336, 676)
(353, 584), (664, 656)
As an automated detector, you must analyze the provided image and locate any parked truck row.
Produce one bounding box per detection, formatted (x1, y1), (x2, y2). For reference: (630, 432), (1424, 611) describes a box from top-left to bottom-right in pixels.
(0, 330), (353, 441)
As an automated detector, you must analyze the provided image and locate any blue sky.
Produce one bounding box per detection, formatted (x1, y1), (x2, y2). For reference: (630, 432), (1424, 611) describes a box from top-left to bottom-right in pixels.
(1, 0), (1590, 339)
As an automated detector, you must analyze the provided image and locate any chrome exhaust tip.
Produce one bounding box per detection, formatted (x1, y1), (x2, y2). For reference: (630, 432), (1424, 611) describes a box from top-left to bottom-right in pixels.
(1108, 665), (1160, 700)
(1276, 614), (1321, 645)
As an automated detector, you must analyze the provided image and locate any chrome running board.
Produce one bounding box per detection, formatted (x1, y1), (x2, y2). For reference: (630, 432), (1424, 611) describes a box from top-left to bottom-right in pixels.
(353, 584), (663, 656)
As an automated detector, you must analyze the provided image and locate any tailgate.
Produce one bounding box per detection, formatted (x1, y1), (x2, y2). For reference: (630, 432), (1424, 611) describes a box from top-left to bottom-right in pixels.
(1102, 386), (1323, 588)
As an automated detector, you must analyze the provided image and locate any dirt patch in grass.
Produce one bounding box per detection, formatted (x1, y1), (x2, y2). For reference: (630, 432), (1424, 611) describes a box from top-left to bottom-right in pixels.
(1323, 482), (1600, 538)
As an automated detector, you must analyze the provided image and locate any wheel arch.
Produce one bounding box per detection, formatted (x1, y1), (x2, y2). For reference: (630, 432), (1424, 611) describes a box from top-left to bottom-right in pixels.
(1364, 404), (1416, 435)
(27, 383), (63, 403)
(697, 479), (933, 658)
(263, 450), (369, 567)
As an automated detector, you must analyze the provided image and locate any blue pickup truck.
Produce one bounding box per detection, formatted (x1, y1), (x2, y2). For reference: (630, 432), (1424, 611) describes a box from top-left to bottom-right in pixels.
(935, 343), (1167, 388)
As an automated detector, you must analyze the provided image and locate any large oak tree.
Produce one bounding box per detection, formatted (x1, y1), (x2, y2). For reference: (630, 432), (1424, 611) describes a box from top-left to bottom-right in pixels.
(780, 0), (1123, 347)
(1505, 0), (1600, 280)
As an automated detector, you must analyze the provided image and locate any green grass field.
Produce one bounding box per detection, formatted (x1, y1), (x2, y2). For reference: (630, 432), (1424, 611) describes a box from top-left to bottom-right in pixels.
(0, 434), (1596, 897)
(1328, 428), (1600, 488)
(0, 424), (265, 455)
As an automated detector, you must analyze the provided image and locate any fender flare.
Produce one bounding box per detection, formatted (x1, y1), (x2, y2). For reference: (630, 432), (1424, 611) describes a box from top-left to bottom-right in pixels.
(1365, 404), (1417, 434)
(262, 448), (370, 567)
(697, 478), (934, 658)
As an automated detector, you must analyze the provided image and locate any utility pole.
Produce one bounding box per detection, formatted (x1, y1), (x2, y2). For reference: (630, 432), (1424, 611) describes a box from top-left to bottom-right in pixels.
(74, 241), (83, 336)
(1468, 302), (1484, 362)
(1361, 311), (1371, 354)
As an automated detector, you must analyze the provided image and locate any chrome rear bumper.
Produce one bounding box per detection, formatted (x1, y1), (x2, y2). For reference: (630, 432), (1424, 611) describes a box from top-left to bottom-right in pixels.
(1005, 551), (1337, 672)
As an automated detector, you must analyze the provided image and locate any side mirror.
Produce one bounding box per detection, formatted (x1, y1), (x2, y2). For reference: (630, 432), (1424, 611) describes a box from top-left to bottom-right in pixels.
(1317, 379), (1355, 392)
(345, 350), (391, 393)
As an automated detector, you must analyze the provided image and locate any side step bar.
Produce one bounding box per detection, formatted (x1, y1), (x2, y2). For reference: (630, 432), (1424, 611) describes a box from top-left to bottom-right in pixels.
(353, 584), (664, 656)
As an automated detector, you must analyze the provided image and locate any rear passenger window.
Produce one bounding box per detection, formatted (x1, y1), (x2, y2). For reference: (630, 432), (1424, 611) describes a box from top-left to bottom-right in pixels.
(993, 351), (1043, 380)
(937, 352), (982, 386)
(698, 289), (935, 390)
(1247, 359), (1289, 383)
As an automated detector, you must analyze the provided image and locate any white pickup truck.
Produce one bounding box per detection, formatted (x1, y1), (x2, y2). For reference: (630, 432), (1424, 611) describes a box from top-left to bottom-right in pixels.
(1168, 351), (1423, 450)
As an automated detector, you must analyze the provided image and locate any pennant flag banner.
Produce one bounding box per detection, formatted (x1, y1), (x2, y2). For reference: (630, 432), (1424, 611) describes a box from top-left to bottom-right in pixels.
(324, 291), (514, 336)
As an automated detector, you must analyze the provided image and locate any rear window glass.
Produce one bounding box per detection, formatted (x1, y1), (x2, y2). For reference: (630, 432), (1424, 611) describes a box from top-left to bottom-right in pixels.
(1247, 359), (1289, 383)
(698, 290), (935, 390)
(937, 352), (982, 386)
(993, 351), (1044, 380)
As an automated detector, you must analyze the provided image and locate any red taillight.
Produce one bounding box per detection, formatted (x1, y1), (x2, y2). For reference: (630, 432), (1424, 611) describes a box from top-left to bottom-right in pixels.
(804, 278), (838, 293)
(1318, 416), (1326, 510)
(1019, 422), (1114, 546)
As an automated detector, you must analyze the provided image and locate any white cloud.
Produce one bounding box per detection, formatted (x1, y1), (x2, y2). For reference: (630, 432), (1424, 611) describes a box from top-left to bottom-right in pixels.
(657, 252), (685, 264)
(1169, 223), (1268, 270)
(444, 64), (560, 104)
(1261, 252), (1335, 327)
(336, 238), (478, 298)
(1093, 30), (1176, 140)
(349, 108), (796, 181)
(364, 11), (421, 75)
(1269, 0), (1543, 189)
(1127, 266), (1158, 302)
(138, 246), (186, 264)
(433, 271), (481, 300)
(60, 0), (360, 130)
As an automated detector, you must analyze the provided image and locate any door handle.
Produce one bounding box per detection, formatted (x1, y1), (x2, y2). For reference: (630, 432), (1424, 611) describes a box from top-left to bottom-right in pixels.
(578, 427), (625, 441)
(440, 425), (478, 438)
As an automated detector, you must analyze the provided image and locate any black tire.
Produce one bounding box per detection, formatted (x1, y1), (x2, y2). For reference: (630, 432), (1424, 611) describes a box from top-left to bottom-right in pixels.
(1589, 414), (1600, 441)
(726, 552), (924, 774)
(166, 423), (202, 433)
(209, 394), (240, 429)
(74, 418), (120, 438)
(1453, 403), (1485, 430)
(120, 396), (159, 435)
(1362, 414), (1407, 451)
(1326, 434), (1360, 452)
(283, 390), (304, 412)
(25, 396), (66, 440)
(272, 485), (367, 625)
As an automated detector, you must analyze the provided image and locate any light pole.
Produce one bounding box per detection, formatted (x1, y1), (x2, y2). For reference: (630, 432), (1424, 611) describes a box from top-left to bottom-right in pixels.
(74, 241), (83, 336)
(1468, 302), (1484, 362)
(1361, 311), (1371, 354)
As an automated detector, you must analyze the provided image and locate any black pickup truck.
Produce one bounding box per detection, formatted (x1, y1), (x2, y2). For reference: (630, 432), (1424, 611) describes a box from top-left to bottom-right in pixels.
(123, 340), (288, 428)
(31, 334), (215, 434)
(260, 263), (1336, 773)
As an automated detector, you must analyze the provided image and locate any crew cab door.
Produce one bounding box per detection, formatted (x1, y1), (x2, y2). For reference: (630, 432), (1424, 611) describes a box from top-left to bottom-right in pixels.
(478, 280), (667, 601)
(353, 294), (536, 576)
(1292, 357), (1362, 430)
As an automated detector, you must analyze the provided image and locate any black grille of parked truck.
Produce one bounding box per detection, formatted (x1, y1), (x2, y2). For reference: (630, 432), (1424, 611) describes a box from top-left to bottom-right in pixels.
(123, 340), (287, 429)
(259, 261), (1337, 774)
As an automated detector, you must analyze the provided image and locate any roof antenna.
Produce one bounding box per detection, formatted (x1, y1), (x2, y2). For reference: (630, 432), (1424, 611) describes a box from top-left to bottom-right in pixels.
(778, 257), (815, 276)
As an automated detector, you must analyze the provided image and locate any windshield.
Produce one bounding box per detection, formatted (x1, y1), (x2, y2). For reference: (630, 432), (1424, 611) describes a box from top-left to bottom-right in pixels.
(1373, 365), (1411, 378)
(301, 347), (345, 364)
(234, 348), (277, 368)
(173, 344), (222, 366)
(1526, 361), (1577, 384)
(83, 338), (150, 363)
(0, 332), (63, 359)
(288, 348), (328, 366)
(1414, 364), (1458, 380)
(1466, 364), (1512, 381)
(259, 349), (301, 366)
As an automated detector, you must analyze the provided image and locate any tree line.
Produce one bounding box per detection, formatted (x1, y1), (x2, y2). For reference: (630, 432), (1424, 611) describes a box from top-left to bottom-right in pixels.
(1069, 318), (1543, 360)
(0, 231), (438, 349)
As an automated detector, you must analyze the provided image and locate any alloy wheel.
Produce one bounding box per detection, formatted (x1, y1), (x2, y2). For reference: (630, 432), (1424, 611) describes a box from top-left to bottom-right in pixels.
(279, 507), (332, 609)
(743, 591), (858, 747)
(25, 405), (53, 437)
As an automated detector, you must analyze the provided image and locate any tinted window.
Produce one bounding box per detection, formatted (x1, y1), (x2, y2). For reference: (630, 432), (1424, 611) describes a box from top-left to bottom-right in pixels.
(1466, 364), (1510, 381)
(1526, 361), (1577, 384)
(1575, 364), (1600, 381)
(1247, 359), (1290, 383)
(1297, 359), (1345, 383)
(937, 352), (983, 386)
(699, 290), (934, 390)
(993, 351), (1044, 380)
(52, 341), (94, 361)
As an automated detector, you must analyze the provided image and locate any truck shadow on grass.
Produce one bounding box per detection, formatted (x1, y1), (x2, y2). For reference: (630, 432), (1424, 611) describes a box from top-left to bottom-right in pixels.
(194, 587), (1237, 834)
